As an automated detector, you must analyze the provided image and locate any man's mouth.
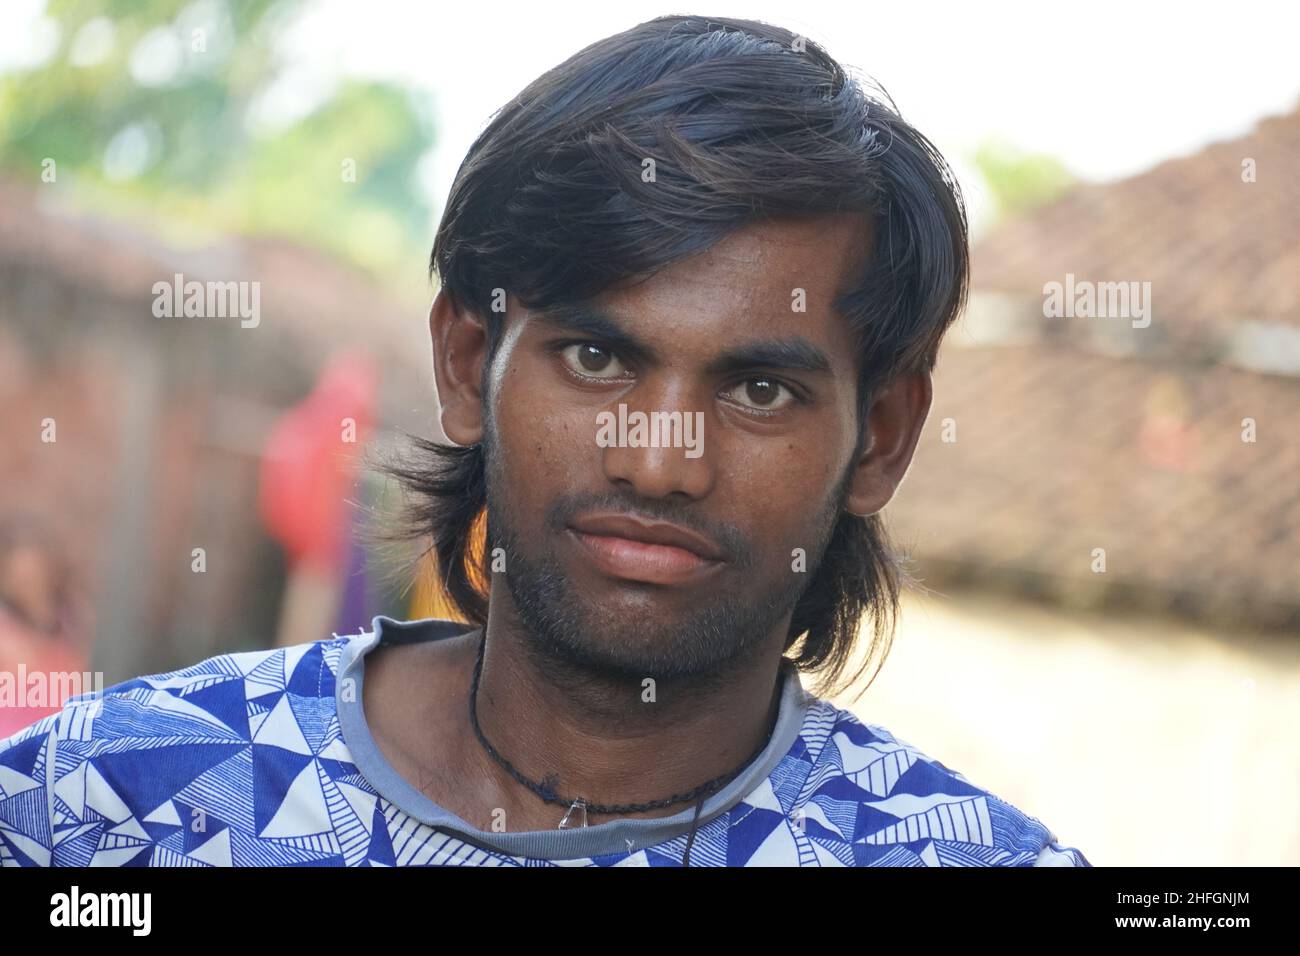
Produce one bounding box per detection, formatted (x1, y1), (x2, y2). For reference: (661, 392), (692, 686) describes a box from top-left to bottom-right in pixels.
(564, 512), (727, 586)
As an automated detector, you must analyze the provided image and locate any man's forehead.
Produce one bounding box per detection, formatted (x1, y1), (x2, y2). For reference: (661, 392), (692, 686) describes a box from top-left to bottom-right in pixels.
(639, 214), (871, 296)
(502, 213), (871, 365)
(589, 213), (870, 326)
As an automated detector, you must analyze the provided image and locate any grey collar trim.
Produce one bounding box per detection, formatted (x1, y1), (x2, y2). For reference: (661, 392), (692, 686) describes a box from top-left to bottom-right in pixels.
(334, 614), (814, 861)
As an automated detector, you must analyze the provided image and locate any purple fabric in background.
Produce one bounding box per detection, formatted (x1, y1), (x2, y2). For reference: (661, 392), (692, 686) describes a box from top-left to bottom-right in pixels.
(332, 503), (370, 637)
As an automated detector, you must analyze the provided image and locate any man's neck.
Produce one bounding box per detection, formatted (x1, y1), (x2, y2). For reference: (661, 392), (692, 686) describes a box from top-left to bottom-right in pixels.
(465, 595), (789, 828)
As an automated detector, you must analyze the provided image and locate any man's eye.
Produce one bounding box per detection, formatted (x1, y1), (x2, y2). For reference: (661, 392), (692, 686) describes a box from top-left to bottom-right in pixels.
(722, 377), (796, 412)
(560, 343), (629, 379)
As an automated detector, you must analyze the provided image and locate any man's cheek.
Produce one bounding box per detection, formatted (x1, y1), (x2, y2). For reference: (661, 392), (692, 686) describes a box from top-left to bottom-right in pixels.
(546, 415), (602, 465)
(510, 434), (587, 511)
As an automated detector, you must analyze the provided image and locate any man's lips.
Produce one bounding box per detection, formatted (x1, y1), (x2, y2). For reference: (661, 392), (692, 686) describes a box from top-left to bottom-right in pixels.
(565, 512), (727, 585)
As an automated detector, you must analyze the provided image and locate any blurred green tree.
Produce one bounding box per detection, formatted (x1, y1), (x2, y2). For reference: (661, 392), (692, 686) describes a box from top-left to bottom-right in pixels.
(0, 0), (435, 281)
(972, 137), (1076, 221)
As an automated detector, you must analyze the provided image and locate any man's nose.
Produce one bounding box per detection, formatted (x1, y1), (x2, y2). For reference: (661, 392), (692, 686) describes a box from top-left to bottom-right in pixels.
(597, 382), (713, 500)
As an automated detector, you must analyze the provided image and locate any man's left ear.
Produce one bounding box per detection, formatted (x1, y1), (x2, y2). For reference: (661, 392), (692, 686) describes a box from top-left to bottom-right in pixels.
(842, 370), (934, 518)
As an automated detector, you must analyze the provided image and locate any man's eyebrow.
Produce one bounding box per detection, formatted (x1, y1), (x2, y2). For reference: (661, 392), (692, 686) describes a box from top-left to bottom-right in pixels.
(532, 302), (834, 376)
(703, 337), (833, 376)
(532, 303), (660, 364)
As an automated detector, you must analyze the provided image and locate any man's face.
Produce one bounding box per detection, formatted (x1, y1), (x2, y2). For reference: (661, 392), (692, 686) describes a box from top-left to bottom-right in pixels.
(480, 216), (871, 683)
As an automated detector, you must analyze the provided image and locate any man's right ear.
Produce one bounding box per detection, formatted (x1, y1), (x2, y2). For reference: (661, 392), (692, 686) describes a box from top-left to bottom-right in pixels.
(429, 289), (488, 446)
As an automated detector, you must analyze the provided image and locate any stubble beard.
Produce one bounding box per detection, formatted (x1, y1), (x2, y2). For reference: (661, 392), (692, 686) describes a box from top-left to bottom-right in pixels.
(479, 399), (851, 687)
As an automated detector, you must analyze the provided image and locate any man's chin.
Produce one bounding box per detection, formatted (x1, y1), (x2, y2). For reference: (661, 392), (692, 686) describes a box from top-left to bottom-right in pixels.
(507, 574), (780, 681)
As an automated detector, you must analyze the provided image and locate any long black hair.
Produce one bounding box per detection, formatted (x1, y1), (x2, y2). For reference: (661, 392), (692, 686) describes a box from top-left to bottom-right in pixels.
(378, 15), (969, 703)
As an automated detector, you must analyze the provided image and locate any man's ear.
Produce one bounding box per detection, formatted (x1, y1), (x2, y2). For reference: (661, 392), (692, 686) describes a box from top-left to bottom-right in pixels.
(429, 289), (489, 446)
(842, 370), (934, 517)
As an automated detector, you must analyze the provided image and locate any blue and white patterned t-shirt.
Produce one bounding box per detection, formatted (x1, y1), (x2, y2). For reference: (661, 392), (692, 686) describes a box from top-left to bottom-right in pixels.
(0, 615), (1090, 867)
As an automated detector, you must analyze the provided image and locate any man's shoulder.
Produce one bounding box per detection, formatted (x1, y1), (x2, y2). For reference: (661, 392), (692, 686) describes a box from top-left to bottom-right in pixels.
(1, 634), (355, 755)
(783, 696), (1091, 867)
(0, 635), (360, 867)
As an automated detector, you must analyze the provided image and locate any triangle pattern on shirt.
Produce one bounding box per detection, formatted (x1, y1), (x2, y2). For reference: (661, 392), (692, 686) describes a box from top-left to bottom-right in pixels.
(0, 627), (1091, 868)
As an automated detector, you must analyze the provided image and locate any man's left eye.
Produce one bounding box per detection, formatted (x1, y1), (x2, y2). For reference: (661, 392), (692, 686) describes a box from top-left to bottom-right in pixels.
(721, 377), (796, 412)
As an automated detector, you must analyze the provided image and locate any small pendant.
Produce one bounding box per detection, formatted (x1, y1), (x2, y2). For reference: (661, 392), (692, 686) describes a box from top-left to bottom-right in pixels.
(558, 797), (589, 829)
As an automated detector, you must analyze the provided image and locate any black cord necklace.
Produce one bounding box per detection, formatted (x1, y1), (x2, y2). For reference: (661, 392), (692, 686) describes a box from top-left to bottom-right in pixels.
(467, 631), (776, 832)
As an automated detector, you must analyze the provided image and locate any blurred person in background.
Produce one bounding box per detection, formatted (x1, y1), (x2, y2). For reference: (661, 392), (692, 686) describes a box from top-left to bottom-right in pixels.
(0, 514), (93, 737)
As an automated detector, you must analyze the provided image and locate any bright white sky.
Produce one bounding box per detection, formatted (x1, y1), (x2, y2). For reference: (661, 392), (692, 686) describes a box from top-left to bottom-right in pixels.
(4, 0), (1299, 236)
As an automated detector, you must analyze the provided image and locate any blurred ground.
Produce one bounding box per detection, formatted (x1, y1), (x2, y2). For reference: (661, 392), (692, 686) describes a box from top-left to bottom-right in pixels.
(829, 588), (1300, 866)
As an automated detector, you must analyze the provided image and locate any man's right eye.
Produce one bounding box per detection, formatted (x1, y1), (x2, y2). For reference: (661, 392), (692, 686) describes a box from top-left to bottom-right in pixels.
(559, 343), (629, 379)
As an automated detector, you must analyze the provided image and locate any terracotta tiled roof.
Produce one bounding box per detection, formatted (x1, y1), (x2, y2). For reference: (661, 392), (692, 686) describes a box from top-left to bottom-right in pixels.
(887, 340), (1300, 627)
(971, 102), (1300, 340)
(0, 175), (428, 375)
(894, 103), (1300, 627)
